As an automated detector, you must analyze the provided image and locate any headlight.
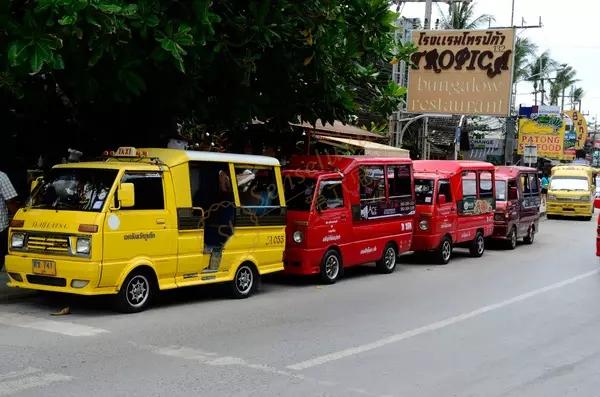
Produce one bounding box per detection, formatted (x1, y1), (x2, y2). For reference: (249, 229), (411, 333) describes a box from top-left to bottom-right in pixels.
(581, 195), (591, 202)
(11, 233), (25, 248)
(419, 220), (429, 231)
(75, 237), (91, 255)
(547, 194), (556, 201)
(292, 231), (304, 244)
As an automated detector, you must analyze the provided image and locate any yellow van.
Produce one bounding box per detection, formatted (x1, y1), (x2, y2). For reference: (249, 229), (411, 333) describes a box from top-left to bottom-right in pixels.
(5, 148), (286, 312)
(547, 164), (594, 220)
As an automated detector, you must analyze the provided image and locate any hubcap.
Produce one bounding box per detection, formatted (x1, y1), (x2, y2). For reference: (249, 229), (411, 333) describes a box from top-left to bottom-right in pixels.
(325, 255), (339, 280)
(384, 247), (396, 269)
(236, 267), (253, 294)
(126, 275), (149, 307)
(477, 236), (484, 254)
(442, 241), (451, 261)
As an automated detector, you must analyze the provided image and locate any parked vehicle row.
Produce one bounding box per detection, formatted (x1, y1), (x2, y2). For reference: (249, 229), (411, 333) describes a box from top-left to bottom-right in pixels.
(4, 148), (541, 312)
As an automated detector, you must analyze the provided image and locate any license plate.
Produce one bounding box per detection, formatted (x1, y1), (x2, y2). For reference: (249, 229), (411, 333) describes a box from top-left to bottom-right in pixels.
(32, 260), (56, 276)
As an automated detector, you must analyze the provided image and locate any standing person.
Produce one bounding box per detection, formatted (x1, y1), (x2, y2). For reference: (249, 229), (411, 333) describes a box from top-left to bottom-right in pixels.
(541, 173), (550, 208)
(0, 171), (18, 270)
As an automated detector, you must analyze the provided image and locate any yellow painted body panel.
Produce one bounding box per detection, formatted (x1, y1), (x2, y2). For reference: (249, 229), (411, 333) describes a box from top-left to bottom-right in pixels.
(5, 149), (285, 296)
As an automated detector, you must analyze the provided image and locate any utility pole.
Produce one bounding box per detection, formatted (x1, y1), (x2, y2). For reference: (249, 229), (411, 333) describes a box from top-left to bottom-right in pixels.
(424, 0), (433, 29)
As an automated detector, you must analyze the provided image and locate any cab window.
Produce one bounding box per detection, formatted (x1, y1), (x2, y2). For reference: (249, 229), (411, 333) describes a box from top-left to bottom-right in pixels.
(316, 180), (344, 211)
(438, 180), (452, 203)
(121, 172), (164, 210)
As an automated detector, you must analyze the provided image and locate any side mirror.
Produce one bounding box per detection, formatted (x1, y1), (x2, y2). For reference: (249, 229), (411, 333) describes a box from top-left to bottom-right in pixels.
(594, 198), (600, 209)
(118, 183), (135, 208)
(438, 194), (447, 205)
(30, 176), (43, 193)
(508, 187), (519, 200)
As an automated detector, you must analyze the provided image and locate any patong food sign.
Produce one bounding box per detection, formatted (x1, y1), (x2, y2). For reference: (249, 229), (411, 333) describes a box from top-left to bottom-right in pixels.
(407, 29), (515, 117)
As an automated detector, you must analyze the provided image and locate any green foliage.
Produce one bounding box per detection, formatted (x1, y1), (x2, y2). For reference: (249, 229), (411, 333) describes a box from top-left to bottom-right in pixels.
(438, 1), (495, 30)
(1, 0), (409, 156)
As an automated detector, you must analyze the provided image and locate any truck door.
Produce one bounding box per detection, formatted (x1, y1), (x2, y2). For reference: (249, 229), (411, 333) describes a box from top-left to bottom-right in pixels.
(435, 179), (457, 239)
(101, 171), (178, 288)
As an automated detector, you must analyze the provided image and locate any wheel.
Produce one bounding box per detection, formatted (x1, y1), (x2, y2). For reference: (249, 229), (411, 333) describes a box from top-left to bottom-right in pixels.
(376, 243), (398, 274)
(506, 227), (517, 250)
(546, 214), (556, 220)
(523, 226), (535, 244)
(435, 236), (452, 265)
(320, 249), (342, 284)
(469, 232), (485, 257)
(584, 216), (593, 221)
(115, 269), (155, 313)
(230, 263), (258, 299)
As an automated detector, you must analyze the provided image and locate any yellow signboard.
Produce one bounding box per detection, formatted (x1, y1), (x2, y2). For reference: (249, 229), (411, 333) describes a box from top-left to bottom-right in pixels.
(517, 115), (577, 161)
(564, 110), (588, 150)
(407, 28), (515, 116)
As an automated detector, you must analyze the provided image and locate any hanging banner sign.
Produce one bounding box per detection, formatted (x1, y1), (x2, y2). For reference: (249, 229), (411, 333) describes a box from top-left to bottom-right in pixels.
(406, 28), (515, 116)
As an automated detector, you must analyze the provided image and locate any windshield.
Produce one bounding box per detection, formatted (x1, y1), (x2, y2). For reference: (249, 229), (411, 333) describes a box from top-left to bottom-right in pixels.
(30, 168), (118, 211)
(415, 179), (434, 205)
(550, 176), (589, 191)
(284, 176), (316, 211)
(495, 181), (507, 201)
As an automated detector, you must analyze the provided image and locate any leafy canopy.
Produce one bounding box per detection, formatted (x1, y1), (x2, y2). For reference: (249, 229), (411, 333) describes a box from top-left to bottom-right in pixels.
(1, 0), (410, 155)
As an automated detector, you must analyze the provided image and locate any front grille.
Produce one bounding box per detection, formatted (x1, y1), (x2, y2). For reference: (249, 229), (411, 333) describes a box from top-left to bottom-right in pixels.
(26, 234), (70, 255)
(26, 275), (67, 287)
(555, 197), (581, 202)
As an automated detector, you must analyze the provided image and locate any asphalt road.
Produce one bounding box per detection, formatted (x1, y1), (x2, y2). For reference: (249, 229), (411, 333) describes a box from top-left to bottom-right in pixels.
(1, 215), (599, 397)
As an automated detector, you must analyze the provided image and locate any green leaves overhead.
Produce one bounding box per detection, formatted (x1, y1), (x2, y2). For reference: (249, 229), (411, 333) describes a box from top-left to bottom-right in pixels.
(3, 0), (410, 146)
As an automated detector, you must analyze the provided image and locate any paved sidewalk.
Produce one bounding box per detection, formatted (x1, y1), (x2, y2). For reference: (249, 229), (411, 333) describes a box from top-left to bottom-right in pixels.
(0, 271), (35, 302)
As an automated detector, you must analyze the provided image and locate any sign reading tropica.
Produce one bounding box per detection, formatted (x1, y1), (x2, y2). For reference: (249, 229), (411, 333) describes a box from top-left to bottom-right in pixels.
(407, 29), (515, 117)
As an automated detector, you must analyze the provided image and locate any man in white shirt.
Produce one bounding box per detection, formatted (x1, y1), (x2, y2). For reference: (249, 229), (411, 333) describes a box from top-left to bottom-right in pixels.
(0, 171), (18, 270)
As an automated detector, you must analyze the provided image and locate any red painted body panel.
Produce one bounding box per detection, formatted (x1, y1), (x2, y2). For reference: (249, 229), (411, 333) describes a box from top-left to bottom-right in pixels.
(283, 156), (415, 276)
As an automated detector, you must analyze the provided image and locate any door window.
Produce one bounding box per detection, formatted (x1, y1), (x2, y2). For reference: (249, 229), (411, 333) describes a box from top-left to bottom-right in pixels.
(438, 179), (452, 203)
(121, 172), (164, 210)
(316, 180), (344, 211)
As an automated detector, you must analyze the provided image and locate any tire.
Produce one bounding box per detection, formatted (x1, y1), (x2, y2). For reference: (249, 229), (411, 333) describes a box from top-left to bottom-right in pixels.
(230, 263), (258, 299)
(320, 249), (342, 284)
(114, 269), (155, 313)
(435, 236), (453, 265)
(524, 226), (535, 244)
(506, 227), (517, 250)
(546, 214), (556, 220)
(469, 232), (485, 257)
(585, 216), (593, 221)
(376, 243), (398, 274)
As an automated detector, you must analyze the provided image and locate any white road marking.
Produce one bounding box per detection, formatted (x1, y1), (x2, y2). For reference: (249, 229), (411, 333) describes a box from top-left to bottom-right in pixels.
(0, 368), (72, 396)
(287, 269), (600, 371)
(0, 312), (109, 337)
(137, 343), (384, 397)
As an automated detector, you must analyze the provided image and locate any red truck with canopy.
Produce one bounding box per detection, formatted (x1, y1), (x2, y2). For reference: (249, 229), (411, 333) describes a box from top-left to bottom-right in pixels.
(283, 156), (415, 283)
(411, 160), (495, 264)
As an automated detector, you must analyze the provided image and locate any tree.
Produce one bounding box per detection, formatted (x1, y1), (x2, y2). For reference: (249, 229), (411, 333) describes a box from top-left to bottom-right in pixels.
(528, 51), (556, 105)
(549, 65), (578, 109)
(572, 87), (584, 112)
(438, 1), (495, 29)
(513, 37), (537, 83)
(1, 0), (409, 164)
